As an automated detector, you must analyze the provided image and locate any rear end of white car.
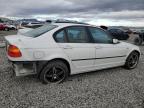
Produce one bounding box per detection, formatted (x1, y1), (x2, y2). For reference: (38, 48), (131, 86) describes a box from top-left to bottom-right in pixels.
(5, 24), (59, 76)
(5, 35), (36, 76)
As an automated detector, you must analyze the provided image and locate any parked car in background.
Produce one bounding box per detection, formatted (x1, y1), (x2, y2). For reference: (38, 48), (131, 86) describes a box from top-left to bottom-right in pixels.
(5, 24), (16, 30)
(5, 23), (140, 84)
(26, 22), (44, 28)
(132, 29), (141, 34)
(0, 23), (9, 31)
(108, 28), (129, 40)
(21, 22), (29, 26)
(17, 28), (33, 35)
(141, 30), (144, 33)
(134, 32), (144, 45)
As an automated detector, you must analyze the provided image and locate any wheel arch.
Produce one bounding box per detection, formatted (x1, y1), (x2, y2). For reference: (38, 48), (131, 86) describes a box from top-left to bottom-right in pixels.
(49, 58), (71, 74)
(133, 50), (140, 57)
(129, 50), (140, 57)
(124, 50), (140, 69)
(126, 50), (140, 61)
(36, 58), (71, 77)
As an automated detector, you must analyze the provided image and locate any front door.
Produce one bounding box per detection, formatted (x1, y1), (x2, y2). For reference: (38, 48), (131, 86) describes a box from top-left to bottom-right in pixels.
(88, 27), (128, 68)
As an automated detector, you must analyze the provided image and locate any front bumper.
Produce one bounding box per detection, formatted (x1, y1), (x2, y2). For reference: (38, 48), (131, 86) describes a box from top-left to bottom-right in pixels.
(12, 61), (37, 76)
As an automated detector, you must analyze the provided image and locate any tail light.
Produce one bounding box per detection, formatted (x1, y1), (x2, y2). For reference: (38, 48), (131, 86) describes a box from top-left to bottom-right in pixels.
(8, 45), (22, 57)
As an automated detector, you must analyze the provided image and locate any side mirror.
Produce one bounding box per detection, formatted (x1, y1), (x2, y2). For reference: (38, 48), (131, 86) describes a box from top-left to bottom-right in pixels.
(113, 39), (119, 44)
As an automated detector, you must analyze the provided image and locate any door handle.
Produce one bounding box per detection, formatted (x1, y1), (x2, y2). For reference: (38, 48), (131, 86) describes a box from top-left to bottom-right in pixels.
(63, 45), (73, 49)
(95, 46), (103, 49)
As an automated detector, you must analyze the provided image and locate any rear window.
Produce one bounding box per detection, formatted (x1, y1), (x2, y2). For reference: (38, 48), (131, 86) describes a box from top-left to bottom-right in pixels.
(22, 24), (58, 37)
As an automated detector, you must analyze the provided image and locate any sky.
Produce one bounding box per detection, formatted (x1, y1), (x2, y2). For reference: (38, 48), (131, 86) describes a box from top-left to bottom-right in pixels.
(0, 0), (144, 27)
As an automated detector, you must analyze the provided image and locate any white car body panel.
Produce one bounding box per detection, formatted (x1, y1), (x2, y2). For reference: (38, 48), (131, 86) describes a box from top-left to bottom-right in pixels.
(5, 23), (141, 76)
(94, 43), (128, 67)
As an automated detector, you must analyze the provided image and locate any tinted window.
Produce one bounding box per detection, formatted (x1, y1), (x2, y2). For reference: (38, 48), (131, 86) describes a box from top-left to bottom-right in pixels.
(109, 29), (123, 34)
(66, 26), (89, 43)
(117, 29), (123, 33)
(54, 30), (65, 43)
(109, 29), (117, 33)
(89, 27), (112, 43)
(31, 23), (41, 24)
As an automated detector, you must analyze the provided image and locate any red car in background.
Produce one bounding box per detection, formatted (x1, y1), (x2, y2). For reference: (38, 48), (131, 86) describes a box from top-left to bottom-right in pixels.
(0, 23), (9, 31)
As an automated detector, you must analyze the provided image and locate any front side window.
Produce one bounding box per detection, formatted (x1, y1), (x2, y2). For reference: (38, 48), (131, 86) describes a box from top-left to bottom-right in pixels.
(89, 27), (113, 44)
(66, 26), (89, 43)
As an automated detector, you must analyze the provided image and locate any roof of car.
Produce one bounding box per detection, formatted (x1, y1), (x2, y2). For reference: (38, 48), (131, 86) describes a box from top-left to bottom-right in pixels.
(52, 22), (97, 28)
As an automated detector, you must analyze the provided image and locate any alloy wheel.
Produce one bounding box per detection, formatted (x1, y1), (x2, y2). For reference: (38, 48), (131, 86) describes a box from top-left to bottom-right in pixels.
(127, 53), (139, 69)
(45, 66), (65, 83)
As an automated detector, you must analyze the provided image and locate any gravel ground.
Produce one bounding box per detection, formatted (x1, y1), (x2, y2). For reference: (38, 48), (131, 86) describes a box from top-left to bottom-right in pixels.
(1, 32), (144, 108)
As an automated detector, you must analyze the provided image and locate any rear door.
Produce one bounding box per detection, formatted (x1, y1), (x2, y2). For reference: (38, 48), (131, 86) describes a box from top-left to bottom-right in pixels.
(54, 26), (95, 71)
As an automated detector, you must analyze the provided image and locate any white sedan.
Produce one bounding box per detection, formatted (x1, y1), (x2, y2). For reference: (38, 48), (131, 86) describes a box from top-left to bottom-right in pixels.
(5, 23), (140, 84)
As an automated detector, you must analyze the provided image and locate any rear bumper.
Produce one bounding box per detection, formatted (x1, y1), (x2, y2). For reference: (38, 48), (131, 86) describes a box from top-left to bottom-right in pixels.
(12, 61), (37, 76)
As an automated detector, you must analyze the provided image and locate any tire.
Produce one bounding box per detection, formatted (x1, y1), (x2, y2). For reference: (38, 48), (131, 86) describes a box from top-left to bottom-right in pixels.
(12, 27), (16, 30)
(134, 37), (143, 45)
(40, 60), (69, 84)
(5, 28), (9, 31)
(124, 51), (139, 69)
(11, 27), (14, 30)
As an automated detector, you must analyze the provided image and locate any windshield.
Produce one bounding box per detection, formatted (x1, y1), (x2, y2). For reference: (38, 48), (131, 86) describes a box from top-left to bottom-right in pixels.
(22, 24), (58, 37)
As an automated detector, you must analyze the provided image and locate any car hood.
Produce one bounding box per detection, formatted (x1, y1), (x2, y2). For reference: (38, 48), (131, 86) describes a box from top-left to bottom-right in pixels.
(120, 41), (140, 52)
(120, 41), (137, 47)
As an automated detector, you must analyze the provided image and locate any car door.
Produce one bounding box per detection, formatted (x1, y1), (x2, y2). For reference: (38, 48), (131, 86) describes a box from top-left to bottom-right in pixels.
(54, 26), (95, 71)
(88, 27), (128, 68)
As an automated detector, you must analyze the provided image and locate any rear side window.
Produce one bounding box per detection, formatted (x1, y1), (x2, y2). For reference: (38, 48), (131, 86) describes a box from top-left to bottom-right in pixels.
(54, 30), (66, 43)
(23, 24), (58, 37)
(66, 26), (89, 43)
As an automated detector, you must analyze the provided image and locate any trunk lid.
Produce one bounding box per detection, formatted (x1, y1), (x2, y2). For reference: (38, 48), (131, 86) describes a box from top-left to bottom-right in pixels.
(5, 35), (32, 45)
